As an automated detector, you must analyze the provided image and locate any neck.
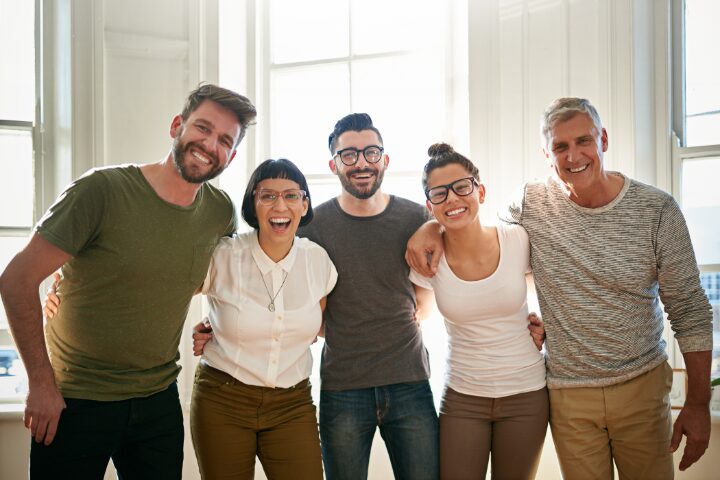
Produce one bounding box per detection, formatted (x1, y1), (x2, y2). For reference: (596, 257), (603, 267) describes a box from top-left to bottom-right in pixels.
(140, 155), (203, 206)
(443, 218), (490, 255)
(337, 190), (389, 217)
(257, 231), (294, 263)
(565, 172), (624, 208)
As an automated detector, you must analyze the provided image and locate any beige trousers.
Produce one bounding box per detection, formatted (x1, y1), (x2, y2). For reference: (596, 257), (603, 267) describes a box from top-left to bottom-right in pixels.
(549, 362), (674, 480)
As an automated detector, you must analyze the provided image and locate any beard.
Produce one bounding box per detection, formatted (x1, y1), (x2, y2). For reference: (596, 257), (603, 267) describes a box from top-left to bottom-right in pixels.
(172, 136), (225, 184)
(337, 167), (385, 199)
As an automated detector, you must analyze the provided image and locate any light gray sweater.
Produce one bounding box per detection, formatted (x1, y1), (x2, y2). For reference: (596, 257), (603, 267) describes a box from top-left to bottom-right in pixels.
(502, 174), (713, 389)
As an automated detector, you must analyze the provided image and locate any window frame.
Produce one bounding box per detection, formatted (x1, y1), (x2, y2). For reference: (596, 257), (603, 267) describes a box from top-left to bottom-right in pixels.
(669, 0), (720, 368)
(0, 0), (42, 403)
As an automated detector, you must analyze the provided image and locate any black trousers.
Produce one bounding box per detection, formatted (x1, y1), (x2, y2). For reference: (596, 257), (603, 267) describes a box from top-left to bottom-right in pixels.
(30, 382), (184, 480)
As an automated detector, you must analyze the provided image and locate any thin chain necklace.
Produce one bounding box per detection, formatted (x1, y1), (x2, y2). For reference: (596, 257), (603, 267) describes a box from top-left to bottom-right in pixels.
(252, 257), (289, 312)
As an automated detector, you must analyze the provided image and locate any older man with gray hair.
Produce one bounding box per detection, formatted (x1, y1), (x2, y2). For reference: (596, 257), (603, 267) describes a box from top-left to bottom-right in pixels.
(407, 97), (713, 479)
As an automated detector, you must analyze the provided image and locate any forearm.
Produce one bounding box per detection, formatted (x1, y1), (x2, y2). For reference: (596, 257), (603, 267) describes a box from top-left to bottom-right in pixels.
(683, 350), (712, 406)
(0, 276), (56, 385)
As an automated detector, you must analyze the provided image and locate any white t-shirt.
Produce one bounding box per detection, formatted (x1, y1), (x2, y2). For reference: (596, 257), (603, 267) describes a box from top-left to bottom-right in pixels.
(410, 223), (546, 398)
(201, 231), (337, 388)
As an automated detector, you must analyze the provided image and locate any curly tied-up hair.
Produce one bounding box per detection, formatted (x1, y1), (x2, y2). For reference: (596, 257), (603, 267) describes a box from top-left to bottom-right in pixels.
(421, 143), (480, 191)
(241, 159), (314, 229)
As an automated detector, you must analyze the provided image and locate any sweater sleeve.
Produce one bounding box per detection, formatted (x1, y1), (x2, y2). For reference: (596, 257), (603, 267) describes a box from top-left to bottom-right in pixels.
(656, 196), (713, 353)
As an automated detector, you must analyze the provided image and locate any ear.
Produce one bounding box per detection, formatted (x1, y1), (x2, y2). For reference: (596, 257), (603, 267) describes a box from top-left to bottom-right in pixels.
(425, 199), (434, 216)
(477, 183), (486, 204)
(170, 114), (184, 138)
(600, 128), (608, 152)
(383, 153), (390, 169)
(329, 158), (338, 174)
(227, 149), (238, 165)
(301, 198), (309, 217)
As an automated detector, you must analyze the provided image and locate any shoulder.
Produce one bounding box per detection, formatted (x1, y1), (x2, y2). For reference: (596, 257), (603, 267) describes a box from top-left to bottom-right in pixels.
(201, 182), (234, 208)
(391, 195), (426, 213)
(627, 178), (674, 204)
(295, 237), (333, 263)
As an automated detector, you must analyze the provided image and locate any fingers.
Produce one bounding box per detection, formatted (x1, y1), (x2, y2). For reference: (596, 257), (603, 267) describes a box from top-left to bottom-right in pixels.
(669, 422), (683, 452)
(428, 250), (440, 276)
(679, 436), (709, 471)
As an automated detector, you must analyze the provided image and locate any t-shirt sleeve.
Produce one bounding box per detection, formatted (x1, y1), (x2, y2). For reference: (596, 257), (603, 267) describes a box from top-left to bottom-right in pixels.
(318, 246), (338, 297)
(224, 201), (239, 236)
(409, 268), (433, 290)
(34, 170), (107, 256)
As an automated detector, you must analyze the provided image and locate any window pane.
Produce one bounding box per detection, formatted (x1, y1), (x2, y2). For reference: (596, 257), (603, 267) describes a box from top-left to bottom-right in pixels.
(351, 0), (442, 55)
(270, 0), (349, 64)
(681, 157), (720, 265)
(0, 0), (35, 121)
(270, 64), (350, 175)
(352, 54), (445, 173)
(0, 129), (34, 227)
(686, 113), (720, 147)
(699, 272), (720, 406)
(0, 236), (30, 398)
(685, 0), (720, 146)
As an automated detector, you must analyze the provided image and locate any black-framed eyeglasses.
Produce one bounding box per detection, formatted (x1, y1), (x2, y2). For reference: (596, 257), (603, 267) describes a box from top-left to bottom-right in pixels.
(334, 145), (384, 166)
(425, 177), (479, 204)
(253, 188), (307, 206)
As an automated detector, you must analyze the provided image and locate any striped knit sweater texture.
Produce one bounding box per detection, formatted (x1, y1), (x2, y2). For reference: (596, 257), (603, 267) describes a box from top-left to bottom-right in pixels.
(502, 174), (713, 389)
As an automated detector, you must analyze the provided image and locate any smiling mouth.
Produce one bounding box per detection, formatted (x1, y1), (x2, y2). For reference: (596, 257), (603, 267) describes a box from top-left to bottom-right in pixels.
(445, 207), (467, 217)
(190, 148), (213, 166)
(349, 170), (375, 181)
(269, 217), (291, 233)
(568, 164), (588, 173)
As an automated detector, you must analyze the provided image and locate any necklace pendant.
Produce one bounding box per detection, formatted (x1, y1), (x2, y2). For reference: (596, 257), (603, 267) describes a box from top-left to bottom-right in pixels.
(268, 302), (275, 312)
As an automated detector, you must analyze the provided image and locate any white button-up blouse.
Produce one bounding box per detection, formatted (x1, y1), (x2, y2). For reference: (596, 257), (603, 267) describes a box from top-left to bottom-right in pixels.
(201, 231), (337, 388)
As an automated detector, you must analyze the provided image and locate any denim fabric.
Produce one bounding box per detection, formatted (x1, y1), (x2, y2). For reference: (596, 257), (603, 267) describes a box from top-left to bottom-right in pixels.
(30, 383), (184, 480)
(319, 381), (439, 480)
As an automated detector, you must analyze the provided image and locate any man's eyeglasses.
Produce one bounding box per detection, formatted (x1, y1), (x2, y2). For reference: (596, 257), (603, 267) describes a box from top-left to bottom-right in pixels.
(254, 188), (307, 206)
(334, 145), (384, 166)
(425, 177), (480, 204)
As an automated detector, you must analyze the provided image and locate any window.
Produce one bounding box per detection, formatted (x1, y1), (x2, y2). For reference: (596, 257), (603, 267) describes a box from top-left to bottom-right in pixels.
(673, 0), (720, 386)
(218, 0), (465, 403)
(0, 0), (36, 399)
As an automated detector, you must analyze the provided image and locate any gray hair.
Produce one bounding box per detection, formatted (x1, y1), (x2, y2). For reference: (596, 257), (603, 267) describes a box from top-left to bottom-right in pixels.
(540, 97), (603, 148)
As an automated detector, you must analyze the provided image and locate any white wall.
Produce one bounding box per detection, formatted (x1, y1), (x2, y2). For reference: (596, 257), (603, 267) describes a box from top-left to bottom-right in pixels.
(1, 1), (716, 479)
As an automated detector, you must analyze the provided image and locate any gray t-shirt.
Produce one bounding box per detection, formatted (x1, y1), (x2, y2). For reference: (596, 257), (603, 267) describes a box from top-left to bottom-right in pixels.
(299, 196), (431, 391)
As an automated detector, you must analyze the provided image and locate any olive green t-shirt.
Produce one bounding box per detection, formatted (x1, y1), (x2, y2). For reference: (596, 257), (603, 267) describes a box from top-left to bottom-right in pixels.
(35, 165), (236, 401)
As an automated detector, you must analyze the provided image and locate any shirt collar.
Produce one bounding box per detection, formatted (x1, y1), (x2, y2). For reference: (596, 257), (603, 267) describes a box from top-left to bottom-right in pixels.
(250, 231), (298, 275)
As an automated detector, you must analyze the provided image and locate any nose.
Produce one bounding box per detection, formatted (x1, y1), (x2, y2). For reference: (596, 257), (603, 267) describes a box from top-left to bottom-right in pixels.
(272, 195), (290, 210)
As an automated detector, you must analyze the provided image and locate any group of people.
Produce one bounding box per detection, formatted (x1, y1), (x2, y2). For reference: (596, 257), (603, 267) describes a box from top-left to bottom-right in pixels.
(0, 83), (713, 480)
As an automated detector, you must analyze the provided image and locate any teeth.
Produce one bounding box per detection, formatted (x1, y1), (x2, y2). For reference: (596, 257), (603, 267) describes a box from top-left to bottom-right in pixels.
(269, 218), (290, 224)
(192, 151), (210, 165)
(569, 165), (588, 173)
(446, 207), (467, 216)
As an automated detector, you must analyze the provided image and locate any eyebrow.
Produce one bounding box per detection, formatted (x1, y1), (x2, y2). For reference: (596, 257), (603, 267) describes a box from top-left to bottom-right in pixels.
(195, 119), (235, 146)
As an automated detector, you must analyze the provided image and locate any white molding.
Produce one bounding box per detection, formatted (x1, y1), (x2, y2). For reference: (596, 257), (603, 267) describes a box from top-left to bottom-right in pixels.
(104, 31), (189, 60)
(654, 0), (673, 192)
(607, 0), (635, 176)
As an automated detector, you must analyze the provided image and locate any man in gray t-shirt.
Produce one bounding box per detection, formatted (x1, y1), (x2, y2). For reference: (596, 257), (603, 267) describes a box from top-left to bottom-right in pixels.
(298, 113), (438, 480)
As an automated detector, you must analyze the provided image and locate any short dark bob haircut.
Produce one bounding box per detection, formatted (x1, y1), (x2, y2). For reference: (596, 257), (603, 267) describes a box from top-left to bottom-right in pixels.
(241, 158), (313, 229)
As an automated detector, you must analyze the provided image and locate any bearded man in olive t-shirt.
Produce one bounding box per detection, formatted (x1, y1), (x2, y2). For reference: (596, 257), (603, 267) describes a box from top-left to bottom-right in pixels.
(0, 84), (256, 479)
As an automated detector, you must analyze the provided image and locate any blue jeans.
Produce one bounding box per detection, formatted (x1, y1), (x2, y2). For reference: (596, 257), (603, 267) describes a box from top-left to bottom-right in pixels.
(30, 383), (184, 480)
(319, 380), (439, 480)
